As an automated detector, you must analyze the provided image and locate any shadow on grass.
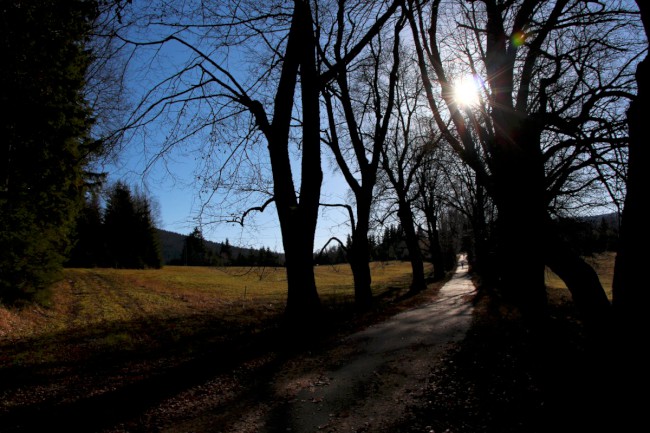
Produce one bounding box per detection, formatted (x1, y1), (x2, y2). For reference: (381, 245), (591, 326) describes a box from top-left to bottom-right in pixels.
(0, 310), (288, 432)
(1, 275), (449, 433)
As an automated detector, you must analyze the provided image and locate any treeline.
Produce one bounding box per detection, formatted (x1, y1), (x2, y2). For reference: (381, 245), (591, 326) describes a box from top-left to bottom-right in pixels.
(554, 214), (620, 256)
(167, 228), (282, 267)
(67, 182), (162, 269)
(315, 223), (460, 270)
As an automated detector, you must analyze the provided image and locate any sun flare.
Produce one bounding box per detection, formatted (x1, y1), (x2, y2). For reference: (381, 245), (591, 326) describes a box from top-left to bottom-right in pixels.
(453, 75), (480, 107)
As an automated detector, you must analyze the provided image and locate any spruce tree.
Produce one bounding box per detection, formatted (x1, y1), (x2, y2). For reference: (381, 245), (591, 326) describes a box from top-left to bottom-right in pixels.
(102, 182), (161, 269)
(133, 190), (162, 268)
(0, 0), (99, 302)
(103, 182), (140, 268)
(181, 227), (208, 266)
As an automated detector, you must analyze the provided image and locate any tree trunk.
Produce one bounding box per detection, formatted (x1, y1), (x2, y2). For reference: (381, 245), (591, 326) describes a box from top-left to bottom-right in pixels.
(490, 132), (548, 322)
(348, 231), (373, 309)
(494, 194), (547, 321)
(469, 183), (495, 284)
(349, 197), (374, 309)
(613, 53), (649, 328)
(428, 214), (446, 281)
(397, 200), (427, 293)
(264, 0), (322, 327)
(283, 223), (322, 323)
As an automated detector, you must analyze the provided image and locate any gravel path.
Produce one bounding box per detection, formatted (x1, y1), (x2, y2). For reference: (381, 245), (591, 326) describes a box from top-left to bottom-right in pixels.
(270, 262), (476, 433)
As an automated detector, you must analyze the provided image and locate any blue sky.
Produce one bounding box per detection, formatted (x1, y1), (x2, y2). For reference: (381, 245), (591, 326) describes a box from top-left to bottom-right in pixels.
(105, 142), (352, 253)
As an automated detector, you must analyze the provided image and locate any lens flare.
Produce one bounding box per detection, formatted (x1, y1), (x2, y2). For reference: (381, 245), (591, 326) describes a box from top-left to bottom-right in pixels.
(511, 31), (527, 48)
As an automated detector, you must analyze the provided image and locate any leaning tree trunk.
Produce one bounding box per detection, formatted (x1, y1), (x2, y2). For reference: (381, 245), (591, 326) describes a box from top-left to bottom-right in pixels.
(544, 231), (611, 326)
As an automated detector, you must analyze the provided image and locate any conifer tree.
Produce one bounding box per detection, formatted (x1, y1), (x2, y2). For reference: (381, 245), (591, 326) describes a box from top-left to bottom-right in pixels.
(102, 182), (161, 269)
(181, 227), (209, 266)
(0, 0), (100, 302)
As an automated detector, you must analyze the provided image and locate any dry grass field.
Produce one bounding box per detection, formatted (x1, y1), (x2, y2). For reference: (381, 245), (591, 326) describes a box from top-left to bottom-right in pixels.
(0, 261), (424, 340)
(0, 261), (440, 432)
(1, 256), (621, 432)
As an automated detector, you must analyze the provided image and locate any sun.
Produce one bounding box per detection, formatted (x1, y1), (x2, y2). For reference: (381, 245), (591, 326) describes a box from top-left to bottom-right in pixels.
(452, 74), (480, 107)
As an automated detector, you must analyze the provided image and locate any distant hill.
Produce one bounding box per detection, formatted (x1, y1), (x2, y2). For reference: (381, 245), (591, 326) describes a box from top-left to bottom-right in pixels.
(157, 229), (187, 264)
(156, 228), (283, 265)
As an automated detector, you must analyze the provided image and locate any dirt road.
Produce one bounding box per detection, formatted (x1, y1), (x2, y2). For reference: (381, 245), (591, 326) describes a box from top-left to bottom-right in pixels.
(220, 262), (476, 433)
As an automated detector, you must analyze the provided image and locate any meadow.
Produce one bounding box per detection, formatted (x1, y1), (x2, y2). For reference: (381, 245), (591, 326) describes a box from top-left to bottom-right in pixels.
(0, 261), (440, 432)
(0, 255), (616, 432)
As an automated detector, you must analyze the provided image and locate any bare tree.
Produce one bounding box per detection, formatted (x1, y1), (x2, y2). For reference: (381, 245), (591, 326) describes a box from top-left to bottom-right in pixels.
(322, 11), (405, 308)
(112, 0), (401, 326)
(406, 0), (642, 322)
(379, 53), (433, 294)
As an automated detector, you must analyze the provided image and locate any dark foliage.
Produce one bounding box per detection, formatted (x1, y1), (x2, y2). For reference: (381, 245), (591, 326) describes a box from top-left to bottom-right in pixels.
(0, 0), (100, 303)
(67, 182), (162, 269)
(179, 227), (214, 266)
(553, 214), (619, 256)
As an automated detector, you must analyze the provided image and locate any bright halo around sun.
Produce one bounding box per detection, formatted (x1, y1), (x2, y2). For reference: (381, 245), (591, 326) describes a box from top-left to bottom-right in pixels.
(453, 74), (480, 107)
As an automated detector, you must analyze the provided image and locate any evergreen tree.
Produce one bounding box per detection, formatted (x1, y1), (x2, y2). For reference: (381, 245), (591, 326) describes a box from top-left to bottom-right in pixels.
(220, 238), (232, 264)
(181, 227), (209, 266)
(133, 190), (162, 268)
(102, 182), (161, 269)
(103, 182), (140, 268)
(0, 0), (100, 302)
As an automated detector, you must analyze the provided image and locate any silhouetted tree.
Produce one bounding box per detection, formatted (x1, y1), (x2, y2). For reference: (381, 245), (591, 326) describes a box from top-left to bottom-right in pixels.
(114, 0), (403, 327)
(613, 0), (649, 331)
(133, 190), (162, 268)
(322, 11), (405, 308)
(406, 0), (641, 322)
(220, 238), (233, 264)
(103, 182), (161, 268)
(181, 227), (209, 266)
(379, 54), (431, 293)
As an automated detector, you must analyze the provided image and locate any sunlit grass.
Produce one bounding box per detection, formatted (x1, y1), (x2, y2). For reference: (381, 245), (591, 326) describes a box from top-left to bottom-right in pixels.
(0, 261), (423, 342)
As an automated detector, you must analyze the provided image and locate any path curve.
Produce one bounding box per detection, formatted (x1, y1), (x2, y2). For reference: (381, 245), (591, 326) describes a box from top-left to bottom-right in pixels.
(275, 261), (476, 432)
